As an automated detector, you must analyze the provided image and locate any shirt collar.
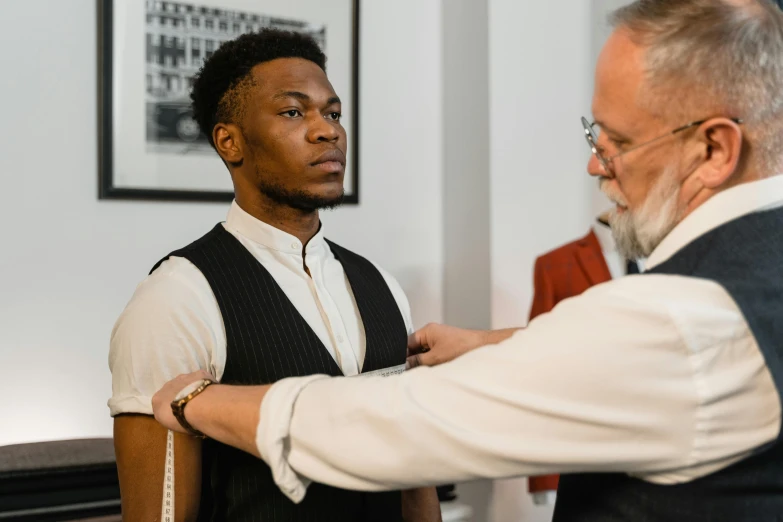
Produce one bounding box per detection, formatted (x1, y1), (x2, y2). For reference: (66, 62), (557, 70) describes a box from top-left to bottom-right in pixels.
(224, 200), (327, 255)
(646, 175), (783, 270)
(592, 217), (616, 255)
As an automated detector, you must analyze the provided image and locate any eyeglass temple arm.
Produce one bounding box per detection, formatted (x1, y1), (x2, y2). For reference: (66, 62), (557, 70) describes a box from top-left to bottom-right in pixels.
(670, 117), (743, 135)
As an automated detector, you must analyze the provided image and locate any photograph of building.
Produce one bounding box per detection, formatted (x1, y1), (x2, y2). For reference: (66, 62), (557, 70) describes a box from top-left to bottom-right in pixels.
(145, 0), (326, 153)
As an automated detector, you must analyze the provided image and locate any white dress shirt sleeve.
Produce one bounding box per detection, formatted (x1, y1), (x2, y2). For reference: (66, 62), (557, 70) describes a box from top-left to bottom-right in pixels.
(256, 274), (781, 502)
(108, 257), (225, 416)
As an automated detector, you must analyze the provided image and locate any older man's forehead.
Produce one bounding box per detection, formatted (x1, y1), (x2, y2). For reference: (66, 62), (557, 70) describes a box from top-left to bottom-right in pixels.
(592, 30), (648, 129)
(597, 32), (645, 90)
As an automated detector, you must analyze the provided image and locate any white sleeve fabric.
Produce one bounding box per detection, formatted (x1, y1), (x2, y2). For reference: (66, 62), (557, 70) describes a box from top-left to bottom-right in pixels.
(256, 375), (332, 502)
(108, 257), (226, 416)
(256, 274), (781, 502)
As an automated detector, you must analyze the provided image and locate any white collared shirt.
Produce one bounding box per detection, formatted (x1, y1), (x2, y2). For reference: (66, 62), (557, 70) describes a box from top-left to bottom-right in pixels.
(256, 176), (783, 503)
(108, 202), (413, 416)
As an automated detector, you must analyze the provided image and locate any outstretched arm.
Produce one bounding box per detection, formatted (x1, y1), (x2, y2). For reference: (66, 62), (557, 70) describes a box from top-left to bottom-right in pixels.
(153, 277), (775, 506)
(152, 320), (520, 448)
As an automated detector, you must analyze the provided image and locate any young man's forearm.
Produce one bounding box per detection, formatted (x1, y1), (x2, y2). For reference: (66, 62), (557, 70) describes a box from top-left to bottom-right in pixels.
(402, 487), (443, 522)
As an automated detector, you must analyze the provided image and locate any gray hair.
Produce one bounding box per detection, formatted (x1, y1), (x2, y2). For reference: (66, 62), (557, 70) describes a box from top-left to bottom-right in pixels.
(611, 0), (783, 174)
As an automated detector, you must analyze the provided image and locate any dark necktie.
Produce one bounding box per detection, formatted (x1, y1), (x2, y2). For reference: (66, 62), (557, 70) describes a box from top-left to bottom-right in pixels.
(626, 259), (640, 275)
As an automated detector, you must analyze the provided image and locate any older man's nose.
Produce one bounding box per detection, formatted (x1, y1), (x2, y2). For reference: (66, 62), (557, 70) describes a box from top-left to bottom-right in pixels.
(587, 153), (612, 179)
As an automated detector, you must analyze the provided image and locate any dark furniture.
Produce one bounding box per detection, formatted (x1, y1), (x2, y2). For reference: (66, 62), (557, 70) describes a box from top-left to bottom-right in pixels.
(0, 438), (120, 521)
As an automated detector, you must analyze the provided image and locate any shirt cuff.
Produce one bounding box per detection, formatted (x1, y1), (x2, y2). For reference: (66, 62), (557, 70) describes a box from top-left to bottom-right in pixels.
(108, 395), (153, 417)
(256, 375), (331, 503)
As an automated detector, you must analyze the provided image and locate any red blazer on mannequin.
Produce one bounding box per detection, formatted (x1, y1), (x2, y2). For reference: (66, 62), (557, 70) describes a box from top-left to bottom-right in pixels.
(527, 228), (612, 499)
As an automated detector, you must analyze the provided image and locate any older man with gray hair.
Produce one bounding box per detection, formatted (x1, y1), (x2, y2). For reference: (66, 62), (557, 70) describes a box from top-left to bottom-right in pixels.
(151, 0), (783, 520)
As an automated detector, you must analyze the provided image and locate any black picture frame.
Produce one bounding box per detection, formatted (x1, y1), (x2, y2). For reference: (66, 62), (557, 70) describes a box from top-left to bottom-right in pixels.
(98, 0), (360, 204)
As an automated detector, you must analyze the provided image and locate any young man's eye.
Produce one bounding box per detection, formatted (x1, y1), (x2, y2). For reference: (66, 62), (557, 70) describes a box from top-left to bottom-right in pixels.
(326, 112), (342, 121)
(281, 109), (302, 118)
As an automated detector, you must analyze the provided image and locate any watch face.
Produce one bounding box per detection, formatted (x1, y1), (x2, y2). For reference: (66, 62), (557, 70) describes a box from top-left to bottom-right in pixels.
(174, 379), (206, 402)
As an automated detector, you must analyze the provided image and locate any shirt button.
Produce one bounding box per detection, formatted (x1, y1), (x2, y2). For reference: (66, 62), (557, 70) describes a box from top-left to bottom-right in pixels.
(291, 242), (299, 250)
(337, 335), (344, 343)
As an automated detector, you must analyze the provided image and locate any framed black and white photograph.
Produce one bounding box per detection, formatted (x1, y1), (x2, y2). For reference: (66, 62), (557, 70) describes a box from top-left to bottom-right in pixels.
(98, 0), (359, 203)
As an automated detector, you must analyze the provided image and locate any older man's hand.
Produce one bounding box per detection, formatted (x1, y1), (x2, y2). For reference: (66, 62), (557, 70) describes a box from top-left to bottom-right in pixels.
(407, 324), (523, 369)
(406, 323), (490, 369)
(152, 370), (215, 433)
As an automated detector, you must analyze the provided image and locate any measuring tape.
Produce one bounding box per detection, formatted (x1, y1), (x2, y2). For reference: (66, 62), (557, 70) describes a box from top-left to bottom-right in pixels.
(355, 363), (406, 378)
(161, 429), (175, 522)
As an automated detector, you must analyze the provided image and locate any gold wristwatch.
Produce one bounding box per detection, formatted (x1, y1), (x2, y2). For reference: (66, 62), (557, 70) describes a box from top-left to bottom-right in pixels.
(170, 379), (215, 438)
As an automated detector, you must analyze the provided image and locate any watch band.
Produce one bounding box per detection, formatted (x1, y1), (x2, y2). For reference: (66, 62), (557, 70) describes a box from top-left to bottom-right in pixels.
(170, 379), (214, 438)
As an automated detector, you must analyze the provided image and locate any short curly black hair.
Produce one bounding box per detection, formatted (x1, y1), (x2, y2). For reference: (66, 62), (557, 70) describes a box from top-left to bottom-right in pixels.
(190, 29), (327, 148)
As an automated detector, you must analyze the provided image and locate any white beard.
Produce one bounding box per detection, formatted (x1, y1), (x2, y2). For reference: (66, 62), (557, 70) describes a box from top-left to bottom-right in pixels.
(601, 165), (682, 260)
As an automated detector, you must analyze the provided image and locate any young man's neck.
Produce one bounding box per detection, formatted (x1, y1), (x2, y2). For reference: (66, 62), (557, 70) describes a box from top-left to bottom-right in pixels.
(235, 193), (321, 247)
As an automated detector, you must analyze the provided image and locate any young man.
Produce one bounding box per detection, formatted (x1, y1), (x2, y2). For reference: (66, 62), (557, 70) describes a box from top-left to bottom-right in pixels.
(109, 29), (440, 522)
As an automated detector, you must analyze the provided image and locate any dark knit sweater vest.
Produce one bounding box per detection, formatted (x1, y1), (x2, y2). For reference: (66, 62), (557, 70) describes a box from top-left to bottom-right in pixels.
(553, 206), (783, 522)
(151, 224), (407, 522)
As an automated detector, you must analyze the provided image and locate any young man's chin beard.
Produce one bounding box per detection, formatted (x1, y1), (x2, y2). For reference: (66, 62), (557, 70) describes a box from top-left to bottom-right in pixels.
(259, 180), (345, 212)
(248, 151), (345, 212)
(604, 165), (683, 261)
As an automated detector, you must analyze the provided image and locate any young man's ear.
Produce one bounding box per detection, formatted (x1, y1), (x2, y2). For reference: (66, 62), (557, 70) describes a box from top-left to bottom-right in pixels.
(213, 123), (244, 165)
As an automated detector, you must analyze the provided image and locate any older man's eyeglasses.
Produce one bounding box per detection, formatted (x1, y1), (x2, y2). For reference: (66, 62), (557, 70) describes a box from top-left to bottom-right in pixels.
(581, 116), (743, 173)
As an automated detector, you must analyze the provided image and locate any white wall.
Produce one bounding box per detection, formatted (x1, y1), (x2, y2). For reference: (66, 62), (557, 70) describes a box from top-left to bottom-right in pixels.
(443, 0), (491, 332)
(487, 1), (595, 521)
(489, 0), (595, 331)
(0, 0), (443, 447)
(442, 1), (494, 520)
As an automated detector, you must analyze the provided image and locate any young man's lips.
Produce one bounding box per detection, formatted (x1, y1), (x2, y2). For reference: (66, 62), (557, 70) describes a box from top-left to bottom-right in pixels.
(311, 161), (345, 173)
(311, 149), (346, 167)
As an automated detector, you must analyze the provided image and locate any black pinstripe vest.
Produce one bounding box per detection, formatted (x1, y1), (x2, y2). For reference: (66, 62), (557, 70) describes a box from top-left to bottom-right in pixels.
(553, 206), (783, 522)
(151, 224), (406, 522)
